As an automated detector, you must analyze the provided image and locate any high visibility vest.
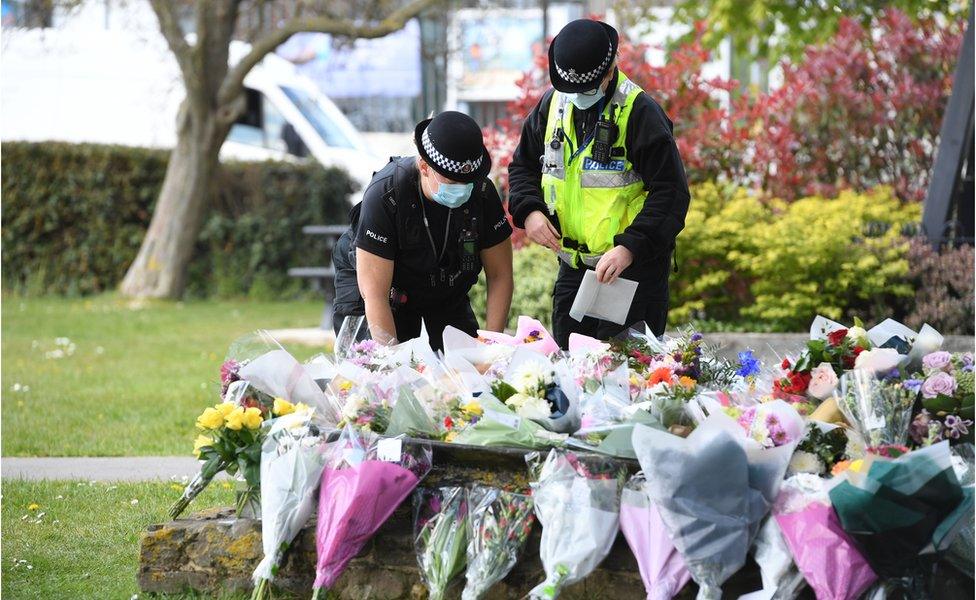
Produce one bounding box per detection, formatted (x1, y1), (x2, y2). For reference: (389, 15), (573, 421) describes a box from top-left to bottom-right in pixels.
(541, 71), (646, 268)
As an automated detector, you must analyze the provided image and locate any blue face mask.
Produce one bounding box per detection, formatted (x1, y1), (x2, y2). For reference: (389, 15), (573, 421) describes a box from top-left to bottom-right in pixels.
(566, 88), (603, 110)
(432, 181), (473, 208)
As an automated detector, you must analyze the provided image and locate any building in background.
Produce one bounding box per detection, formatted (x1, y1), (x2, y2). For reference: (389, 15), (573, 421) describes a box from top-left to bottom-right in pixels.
(271, 1), (735, 136)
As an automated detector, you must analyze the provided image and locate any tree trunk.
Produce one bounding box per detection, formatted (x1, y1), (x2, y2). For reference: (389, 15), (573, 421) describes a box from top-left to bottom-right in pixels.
(119, 104), (226, 299)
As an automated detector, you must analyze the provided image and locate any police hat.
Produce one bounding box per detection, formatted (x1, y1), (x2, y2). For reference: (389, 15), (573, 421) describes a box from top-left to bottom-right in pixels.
(548, 19), (619, 93)
(414, 111), (491, 183)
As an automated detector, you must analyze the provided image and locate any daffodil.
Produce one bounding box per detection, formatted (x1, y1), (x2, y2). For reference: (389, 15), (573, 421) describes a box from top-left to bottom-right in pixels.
(224, 406), (246, 430)
(192, 434), (213, 458)
(460, 401), (483, 417)
(196, 407), (224, 430)
(273, 397), (295, 416)
(242, 406), (263, 430)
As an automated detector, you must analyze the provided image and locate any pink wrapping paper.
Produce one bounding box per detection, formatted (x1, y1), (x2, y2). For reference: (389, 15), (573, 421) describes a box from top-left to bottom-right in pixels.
(568, 333), (610, 353)
(620, 501), (691, 600)
(313, 461), (420, 589)
(775, 502), (877, 600)
(478, 316), (559, 355)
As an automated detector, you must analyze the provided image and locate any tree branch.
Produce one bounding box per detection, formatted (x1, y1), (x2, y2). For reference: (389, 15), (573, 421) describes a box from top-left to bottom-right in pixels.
(149, 0), (193, 82)
(217, 0), (440, 107)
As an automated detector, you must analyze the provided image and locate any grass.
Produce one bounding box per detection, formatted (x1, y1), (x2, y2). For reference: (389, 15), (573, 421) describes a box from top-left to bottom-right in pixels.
(2, 295), (328, 457)
(1, 479), (241, 600)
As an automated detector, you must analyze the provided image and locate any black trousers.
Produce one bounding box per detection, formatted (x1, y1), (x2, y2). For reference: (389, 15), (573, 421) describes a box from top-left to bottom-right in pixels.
(551, 260), (669, 349)
(331, 230), (479, 352)
(332, 297), (478, 353)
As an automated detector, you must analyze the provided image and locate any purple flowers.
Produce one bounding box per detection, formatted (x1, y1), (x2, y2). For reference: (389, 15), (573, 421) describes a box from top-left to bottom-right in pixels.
(944, 415), (973, 439)
(220, 359), (240, 385)
(921, 351), (953, 373)
(920, 372), (957, 399)
(902, 379), (923, 394)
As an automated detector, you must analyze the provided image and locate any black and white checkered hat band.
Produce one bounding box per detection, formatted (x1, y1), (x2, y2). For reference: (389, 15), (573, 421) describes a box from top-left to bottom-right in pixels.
(555, 42), (614, 86)
(421, 128), (483, 175)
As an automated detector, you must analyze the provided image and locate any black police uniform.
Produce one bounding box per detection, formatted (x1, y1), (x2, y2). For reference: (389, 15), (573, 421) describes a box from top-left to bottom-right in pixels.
(507, 71), (691, 348)
(332, 157), (513, 351)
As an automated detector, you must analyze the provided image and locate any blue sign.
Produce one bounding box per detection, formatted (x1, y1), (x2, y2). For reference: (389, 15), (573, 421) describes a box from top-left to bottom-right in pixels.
(582, 158), (625, 171)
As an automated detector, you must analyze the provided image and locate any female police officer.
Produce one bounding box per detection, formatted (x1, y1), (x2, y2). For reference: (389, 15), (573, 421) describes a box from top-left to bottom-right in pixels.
(331, 111), (514, 352)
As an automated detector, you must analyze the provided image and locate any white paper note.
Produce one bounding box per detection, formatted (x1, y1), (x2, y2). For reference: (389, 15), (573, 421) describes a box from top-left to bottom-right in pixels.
(377, 438), (402, 462)
(484, 409), (522, 430)
(568, 269), (638, 325)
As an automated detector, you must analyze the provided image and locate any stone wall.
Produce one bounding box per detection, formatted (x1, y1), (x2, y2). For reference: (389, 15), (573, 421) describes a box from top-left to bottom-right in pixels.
(138, 441), (767, 599)
(139, 505), (773, 599)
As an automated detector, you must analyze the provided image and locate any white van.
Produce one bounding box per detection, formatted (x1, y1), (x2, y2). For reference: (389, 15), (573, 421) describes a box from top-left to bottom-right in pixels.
(0, 13), (382, 196)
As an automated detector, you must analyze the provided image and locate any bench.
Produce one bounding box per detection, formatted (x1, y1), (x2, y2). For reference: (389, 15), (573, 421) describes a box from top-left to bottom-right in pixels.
(288, 224), (348, 330)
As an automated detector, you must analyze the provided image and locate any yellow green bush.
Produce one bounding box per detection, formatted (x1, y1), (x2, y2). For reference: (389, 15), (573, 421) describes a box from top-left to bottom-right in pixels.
(738, 188), (919, 329)
(470, 243), (559, 331)
(484, 185), (921, 332)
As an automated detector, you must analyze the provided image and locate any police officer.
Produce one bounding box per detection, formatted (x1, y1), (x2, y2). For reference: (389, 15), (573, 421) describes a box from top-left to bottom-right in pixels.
(332, 111), (514, 352)
(507, 19), (691, 348)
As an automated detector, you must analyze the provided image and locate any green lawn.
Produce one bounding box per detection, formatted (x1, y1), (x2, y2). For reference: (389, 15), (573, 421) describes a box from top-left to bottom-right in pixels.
(1, 479), (241, 599)
(2, 295), (327, 457)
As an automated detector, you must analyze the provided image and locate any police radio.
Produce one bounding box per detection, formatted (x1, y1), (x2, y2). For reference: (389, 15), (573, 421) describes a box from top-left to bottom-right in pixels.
(460, 217), (479, 273)
(591, 105), (619, 165)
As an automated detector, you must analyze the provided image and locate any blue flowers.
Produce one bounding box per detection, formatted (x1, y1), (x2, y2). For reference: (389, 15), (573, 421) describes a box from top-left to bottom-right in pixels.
(736, 350), (761, 378)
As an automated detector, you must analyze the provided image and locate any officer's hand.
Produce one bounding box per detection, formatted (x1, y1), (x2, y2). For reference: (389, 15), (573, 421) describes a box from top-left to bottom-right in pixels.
(595, 245), (634, 284)
(524, 211), (561, 252)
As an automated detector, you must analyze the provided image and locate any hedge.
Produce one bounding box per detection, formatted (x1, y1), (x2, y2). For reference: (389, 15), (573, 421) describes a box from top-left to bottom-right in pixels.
(472, 184), (951, 333)
(1, 142), (356, 298)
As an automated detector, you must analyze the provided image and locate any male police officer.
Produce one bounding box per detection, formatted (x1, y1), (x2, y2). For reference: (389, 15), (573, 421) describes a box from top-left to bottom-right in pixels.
(508, 19), (691, 348)
(332, 111), (514, 352)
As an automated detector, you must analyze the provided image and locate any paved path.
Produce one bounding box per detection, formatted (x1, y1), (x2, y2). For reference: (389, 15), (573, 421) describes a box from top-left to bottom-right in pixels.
(1, 456), (221, 482)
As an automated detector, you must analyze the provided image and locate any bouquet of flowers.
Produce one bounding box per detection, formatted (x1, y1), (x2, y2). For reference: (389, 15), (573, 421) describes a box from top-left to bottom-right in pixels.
(828, 441), (973, 591)
(526, 449), (625, 599)
(311, 427), (432, 598)
(837, 369), (916, 448)
(387, 361), (480, 440)
(170, 390), (273, 519)
(787, 422), (851, 476)
(251, 412), (326, 600)
(946, 443), (975, 579)
(478, 316), (560, 356)
(491, 348), (579, 433)
(461, 486), (535, 600)
(746, 517), (807, 600)
(774, 474), (877, 600)
(230, 330), (338, 424)
(619, 473), (690, 600)
(631, 404), (802, 600)
(865, 318), (944, 371)
(721, 400), (805, 450)
(443, 326), (516, 374)
(908, 351), (975, 446)
(451, 392), (568, 449)
(415, 486), (470, 600)
(775, 321), (870, 402)
(569, 362), (661, 459)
